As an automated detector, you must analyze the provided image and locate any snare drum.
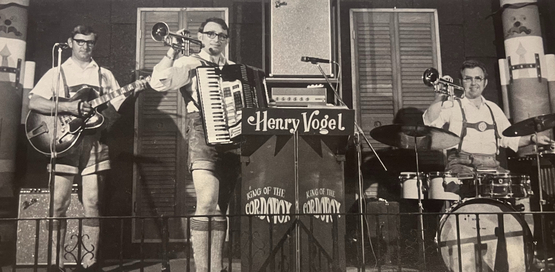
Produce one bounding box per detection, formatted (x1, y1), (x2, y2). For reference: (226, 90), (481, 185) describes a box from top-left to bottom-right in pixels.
(479, 173), (532, 198)
(427, 172), (460, 201)
(399, 172), (426, 199)
(437, 198), (533, 272)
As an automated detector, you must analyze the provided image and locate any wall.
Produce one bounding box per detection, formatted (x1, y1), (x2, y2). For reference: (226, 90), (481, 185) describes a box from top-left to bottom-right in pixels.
(16, 0), (555, 257)
(22, 0), (264, 214)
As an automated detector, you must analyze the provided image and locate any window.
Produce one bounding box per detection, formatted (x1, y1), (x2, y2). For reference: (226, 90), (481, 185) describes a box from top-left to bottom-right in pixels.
(350, 9), (441, 152)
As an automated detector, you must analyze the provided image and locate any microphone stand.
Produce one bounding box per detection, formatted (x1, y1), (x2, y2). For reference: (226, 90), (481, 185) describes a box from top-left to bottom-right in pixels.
(312, 62), (388, 270)
(47, 44), (64, 269)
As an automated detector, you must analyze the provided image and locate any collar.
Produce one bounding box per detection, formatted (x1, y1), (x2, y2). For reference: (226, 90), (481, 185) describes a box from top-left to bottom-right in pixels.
(198, 50), (227, 66)
(64, 57), (98, 70)
(461, 96), (486, 109)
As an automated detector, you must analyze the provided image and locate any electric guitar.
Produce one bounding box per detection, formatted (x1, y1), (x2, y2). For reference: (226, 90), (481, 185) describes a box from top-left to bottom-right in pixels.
(25, 76), (150, 156)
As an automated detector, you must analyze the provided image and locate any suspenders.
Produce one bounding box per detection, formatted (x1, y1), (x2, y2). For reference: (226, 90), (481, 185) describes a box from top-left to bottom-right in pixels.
(59, 65), (104, 97)
(456, 99), (500, 153)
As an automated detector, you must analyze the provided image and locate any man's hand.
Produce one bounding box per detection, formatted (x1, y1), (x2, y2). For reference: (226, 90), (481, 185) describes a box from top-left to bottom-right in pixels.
(532, 134), (555, 146)
(70, 100), (92, 117)
(441, 75), (454, 83)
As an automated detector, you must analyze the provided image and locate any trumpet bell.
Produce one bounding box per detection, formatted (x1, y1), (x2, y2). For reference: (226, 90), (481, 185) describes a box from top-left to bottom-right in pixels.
(151, 22), (169, 42)
(422, 67), (439, 87)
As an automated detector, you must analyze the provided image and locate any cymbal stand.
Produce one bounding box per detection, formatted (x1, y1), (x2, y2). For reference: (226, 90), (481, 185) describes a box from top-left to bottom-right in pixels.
(533, 130), (549, 265)
(313, 62), (387, 270)
(413, 135), (426, 269)
(533, 131), (546, 212)
(313, 63), (387, 170)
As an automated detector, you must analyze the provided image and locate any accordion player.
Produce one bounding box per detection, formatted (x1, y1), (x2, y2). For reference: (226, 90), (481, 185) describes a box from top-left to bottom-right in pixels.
(196, 64), (268, 145)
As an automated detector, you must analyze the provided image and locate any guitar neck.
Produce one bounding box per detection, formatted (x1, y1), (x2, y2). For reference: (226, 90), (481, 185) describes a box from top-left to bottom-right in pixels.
(89, 81), (140, 108)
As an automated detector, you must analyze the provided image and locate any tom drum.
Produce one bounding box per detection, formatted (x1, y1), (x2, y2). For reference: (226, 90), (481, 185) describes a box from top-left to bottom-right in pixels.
(399, 172), (426, 199)
(428, 172), (461, 201)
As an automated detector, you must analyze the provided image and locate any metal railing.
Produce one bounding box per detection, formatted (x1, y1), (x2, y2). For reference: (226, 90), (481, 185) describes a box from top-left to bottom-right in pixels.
(0, 209), (554, 272)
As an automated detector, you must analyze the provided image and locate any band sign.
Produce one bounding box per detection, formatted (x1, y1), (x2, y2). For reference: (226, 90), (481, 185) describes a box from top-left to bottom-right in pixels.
(242, 108), (354, 135)
(244, 186), (292, 224)
(304, 188), (342, 223)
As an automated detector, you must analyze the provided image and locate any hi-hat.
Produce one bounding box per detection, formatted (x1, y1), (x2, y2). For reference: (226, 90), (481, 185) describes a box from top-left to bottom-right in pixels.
(503, 113), (555, 137)
(370, 124), (460, 151)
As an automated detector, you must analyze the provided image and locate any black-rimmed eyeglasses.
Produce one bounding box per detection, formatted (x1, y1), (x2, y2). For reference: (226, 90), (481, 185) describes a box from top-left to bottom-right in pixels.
(200, 31), (229, 41)
(73, 39), (96, 47)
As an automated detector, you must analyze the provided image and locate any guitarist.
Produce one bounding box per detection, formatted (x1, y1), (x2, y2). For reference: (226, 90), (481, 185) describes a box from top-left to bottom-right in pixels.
(28, 25), (125, 272)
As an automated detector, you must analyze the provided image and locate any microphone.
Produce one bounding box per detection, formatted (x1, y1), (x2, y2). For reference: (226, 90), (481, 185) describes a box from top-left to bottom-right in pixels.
(301, 56), (331, 64)
(55, 43), (70, 49)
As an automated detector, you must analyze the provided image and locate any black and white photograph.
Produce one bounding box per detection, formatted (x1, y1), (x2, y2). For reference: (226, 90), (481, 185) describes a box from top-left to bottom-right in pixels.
(1, 0), (555, 271)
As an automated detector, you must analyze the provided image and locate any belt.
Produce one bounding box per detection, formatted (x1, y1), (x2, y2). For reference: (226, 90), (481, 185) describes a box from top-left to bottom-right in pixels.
(447, 149), (496, 160)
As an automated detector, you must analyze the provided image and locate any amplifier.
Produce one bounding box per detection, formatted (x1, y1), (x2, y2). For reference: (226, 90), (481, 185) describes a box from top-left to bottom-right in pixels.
(366, 199), (399, 265)
(16, 187), (85, 265)
(272, 86), (327, 107)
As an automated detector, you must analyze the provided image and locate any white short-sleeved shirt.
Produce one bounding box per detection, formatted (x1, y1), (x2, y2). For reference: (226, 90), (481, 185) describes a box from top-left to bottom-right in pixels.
(423, 96), (520, 154)
(30, 58), (123, 110)
(149, 50), (233, 113)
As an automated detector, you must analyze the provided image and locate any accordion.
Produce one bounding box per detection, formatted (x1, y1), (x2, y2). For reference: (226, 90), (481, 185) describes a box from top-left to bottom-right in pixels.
(196, 64), (268, 145)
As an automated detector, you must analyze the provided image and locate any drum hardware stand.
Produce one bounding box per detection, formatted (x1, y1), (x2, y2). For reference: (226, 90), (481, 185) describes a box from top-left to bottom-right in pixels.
(412, 134), (426, 270)
(311, 62), (388, 270)
(533, 130), (551, 268)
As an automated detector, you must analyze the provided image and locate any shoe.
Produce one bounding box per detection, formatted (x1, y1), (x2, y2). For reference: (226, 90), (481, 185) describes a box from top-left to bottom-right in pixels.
(47, 265), (66, 272)
(75, 263), (102, 272)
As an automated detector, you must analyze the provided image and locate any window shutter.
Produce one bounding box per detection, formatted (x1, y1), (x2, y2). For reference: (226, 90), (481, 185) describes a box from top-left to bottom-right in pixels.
(352, 11), (396, 150)
(397, 12), (441, 167)
(397, 12), (437, 119)
(351, 9), (441, 167)
(136, 10), (184, 221)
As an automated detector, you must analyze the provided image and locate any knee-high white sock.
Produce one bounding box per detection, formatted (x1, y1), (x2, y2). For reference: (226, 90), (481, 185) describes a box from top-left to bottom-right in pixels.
(191, 218), (227, 272)
(81, 218), (99, 268)
(191, 219), (210, 272)
(210, 219), (227, 272)
(50, 219), (67, 268)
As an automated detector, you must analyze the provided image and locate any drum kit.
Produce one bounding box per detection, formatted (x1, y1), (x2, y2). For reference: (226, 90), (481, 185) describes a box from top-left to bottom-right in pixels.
(369, 113), (555, 272)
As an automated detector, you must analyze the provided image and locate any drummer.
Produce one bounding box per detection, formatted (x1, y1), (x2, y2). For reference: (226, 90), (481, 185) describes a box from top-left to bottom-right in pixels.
(423, 60), (553, 177)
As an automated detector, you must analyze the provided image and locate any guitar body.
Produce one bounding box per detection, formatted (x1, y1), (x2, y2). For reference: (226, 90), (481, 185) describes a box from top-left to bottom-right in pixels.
(25, 77), (150, 156)
(25, 89), (105, 156)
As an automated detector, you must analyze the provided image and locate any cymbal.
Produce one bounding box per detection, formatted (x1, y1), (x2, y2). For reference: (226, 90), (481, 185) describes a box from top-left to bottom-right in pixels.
(503, 113), (555, 137)
(370, 124), (460, 151)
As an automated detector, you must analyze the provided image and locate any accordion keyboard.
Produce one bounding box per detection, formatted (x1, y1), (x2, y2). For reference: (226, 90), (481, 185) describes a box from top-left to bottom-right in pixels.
(197, 67), (234, 144)
(196, 64), (267, 145)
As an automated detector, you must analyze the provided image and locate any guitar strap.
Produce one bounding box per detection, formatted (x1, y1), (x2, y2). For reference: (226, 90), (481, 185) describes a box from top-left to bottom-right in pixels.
(60, 67), (70, 98)
(97, 66), (103, 95)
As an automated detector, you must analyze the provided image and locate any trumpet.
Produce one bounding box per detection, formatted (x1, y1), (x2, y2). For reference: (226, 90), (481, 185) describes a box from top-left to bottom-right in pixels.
(422, 67), (465, 99)
(151, 22), (203, 54)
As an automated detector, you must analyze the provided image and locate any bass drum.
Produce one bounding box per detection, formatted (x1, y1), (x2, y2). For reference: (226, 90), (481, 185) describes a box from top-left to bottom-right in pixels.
(437, 198), (533, 272)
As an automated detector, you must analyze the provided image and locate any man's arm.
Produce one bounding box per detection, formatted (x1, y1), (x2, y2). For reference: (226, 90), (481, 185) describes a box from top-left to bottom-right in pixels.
(149, 47), (196, 92)
(29, 94), (91, 116)
(157, 48), (180, 71)
(423, 93), (448, 125)
(518, 133), (554, 147)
